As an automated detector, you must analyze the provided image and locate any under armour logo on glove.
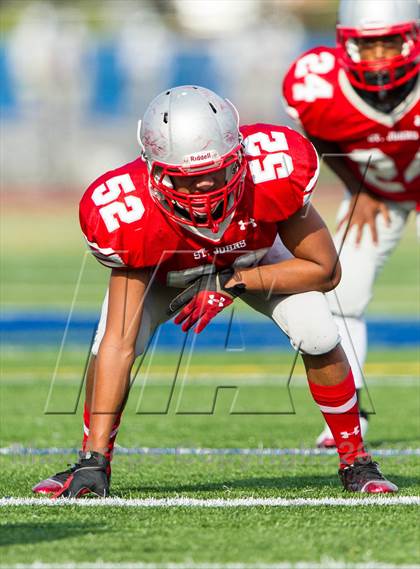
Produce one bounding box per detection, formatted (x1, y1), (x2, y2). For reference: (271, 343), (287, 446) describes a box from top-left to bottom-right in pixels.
(167, 267), (246, 334)
(173, 290), (234, 334)
(207, 294), (226, 307)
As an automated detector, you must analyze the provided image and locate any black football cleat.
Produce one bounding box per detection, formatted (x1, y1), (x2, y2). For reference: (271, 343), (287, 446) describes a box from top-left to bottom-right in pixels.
(52, 451), (110, 498)
(32, 451), (111, 496)
(339, 457), (398, 493)
(32, 463), (79, 495)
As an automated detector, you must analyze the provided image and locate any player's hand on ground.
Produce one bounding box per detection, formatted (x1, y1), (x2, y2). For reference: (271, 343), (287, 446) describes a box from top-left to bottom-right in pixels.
(167, 267), (246, 333)
(337, 192), (391, 245)
(52, 451), (109, 499)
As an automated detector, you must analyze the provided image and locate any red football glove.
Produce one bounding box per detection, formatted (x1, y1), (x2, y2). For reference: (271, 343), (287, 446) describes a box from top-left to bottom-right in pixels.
(167, 268), (245, 334)
(174, 290), (234, 333)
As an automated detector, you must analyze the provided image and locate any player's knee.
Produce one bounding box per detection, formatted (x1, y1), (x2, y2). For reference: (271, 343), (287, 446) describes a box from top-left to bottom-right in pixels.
(273, 291), (341, 356)
(289, 318), (340, 355)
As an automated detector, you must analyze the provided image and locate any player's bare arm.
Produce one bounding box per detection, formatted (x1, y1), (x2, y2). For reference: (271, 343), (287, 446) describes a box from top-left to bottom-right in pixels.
(87, 268), (150, 455)
(309, 135), (391, 245)
(47, 268), (150, 498)
(227, 204), (341, 295)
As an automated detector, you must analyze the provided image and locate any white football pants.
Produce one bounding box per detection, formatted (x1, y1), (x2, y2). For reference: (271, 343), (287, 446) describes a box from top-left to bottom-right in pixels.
(326, 197), (415, 389)
(92, 236), (340, 358)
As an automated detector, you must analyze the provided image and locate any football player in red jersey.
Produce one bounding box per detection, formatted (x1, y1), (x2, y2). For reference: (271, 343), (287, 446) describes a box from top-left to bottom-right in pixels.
(283, 0), (419, 448)
(32, 85), (397, 497)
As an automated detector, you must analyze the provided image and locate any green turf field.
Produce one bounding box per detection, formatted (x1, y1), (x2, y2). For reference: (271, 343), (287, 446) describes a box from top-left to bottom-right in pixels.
(1, 349), (419, 566)
(1, 193), (419, 567)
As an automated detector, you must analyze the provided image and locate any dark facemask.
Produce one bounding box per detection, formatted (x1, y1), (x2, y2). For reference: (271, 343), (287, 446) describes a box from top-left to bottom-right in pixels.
(355, 72), (418, 112)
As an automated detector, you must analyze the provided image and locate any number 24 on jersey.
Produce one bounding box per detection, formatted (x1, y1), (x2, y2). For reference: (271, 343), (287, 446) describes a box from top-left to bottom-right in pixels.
(292, 51), (334, 103)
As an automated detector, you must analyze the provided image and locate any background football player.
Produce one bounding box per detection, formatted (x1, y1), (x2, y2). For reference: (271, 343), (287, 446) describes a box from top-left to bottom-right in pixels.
(283, 0), (419, 447)
(33, 85), (397, 498)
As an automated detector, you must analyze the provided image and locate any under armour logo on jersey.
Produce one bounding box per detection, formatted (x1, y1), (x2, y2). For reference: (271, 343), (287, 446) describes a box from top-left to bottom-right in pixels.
(340, 426), (360, 439)
(208, 294), (226, 307)
(238, 218), (257, 230)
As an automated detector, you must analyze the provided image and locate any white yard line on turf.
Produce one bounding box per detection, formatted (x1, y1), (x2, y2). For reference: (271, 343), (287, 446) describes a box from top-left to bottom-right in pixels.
(0, 562), (419, 569)
(0, 496), (419, 508)
(0, 446), (419, 457)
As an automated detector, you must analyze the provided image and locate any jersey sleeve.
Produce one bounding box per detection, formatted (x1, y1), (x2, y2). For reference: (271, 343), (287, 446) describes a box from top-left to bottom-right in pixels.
(79, 163), (153, 270)
(79, 189), (128, 269)
(282, 46), (341, 141)
(241, 123), (320, 221)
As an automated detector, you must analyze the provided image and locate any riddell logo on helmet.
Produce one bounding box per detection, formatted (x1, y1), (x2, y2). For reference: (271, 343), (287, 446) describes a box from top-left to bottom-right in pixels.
(183, 150), (220, 167)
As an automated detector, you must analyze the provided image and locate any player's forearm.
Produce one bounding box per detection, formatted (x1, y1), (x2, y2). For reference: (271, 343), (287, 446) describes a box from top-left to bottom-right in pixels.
(86, 342), (135, 454)
(85, 268), (149, 454)
(230, 257), (340, 295)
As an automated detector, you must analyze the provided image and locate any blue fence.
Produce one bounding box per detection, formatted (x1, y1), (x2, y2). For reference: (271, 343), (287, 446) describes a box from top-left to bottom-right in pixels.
(1, 312), (418, 350)
(1, 32), (335, 118)
(0, 40), (222, 118)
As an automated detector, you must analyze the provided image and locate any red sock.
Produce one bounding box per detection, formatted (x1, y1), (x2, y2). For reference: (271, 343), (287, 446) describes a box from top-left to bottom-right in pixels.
(82, 403), (121, 462)
(309, 369), (369, 467)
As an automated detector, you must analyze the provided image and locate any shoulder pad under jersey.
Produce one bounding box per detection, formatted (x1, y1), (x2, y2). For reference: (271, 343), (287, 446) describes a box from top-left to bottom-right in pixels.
(282, 46), (343, 140)
(240, 123), (319, 221)
(79, 158), (162, 269)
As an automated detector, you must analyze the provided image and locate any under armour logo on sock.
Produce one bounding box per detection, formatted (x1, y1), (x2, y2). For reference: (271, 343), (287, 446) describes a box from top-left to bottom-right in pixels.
(340, 426), (360, 439)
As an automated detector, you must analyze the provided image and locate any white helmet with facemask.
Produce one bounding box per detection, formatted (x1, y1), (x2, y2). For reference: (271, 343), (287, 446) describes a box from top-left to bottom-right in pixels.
(138, 85), (246, 232)
(337, 0), (419, 92)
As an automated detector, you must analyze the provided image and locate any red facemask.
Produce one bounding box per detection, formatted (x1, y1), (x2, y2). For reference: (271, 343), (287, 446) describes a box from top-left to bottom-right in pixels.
(148, 145), (246, 233)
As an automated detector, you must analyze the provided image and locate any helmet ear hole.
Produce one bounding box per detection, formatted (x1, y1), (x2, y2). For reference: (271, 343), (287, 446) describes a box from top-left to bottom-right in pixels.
(401, 42), (410, 57)
(346, 39), (361, 63)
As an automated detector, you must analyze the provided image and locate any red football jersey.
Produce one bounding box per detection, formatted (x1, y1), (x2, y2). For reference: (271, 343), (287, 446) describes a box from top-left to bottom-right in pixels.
(283, 46), (420, 203)
(79, 123), (319, 282)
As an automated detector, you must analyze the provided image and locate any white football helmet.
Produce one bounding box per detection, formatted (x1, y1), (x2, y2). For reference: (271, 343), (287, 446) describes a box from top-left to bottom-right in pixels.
(138, 85), (246, 232)
(337, 0), (419, 91)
